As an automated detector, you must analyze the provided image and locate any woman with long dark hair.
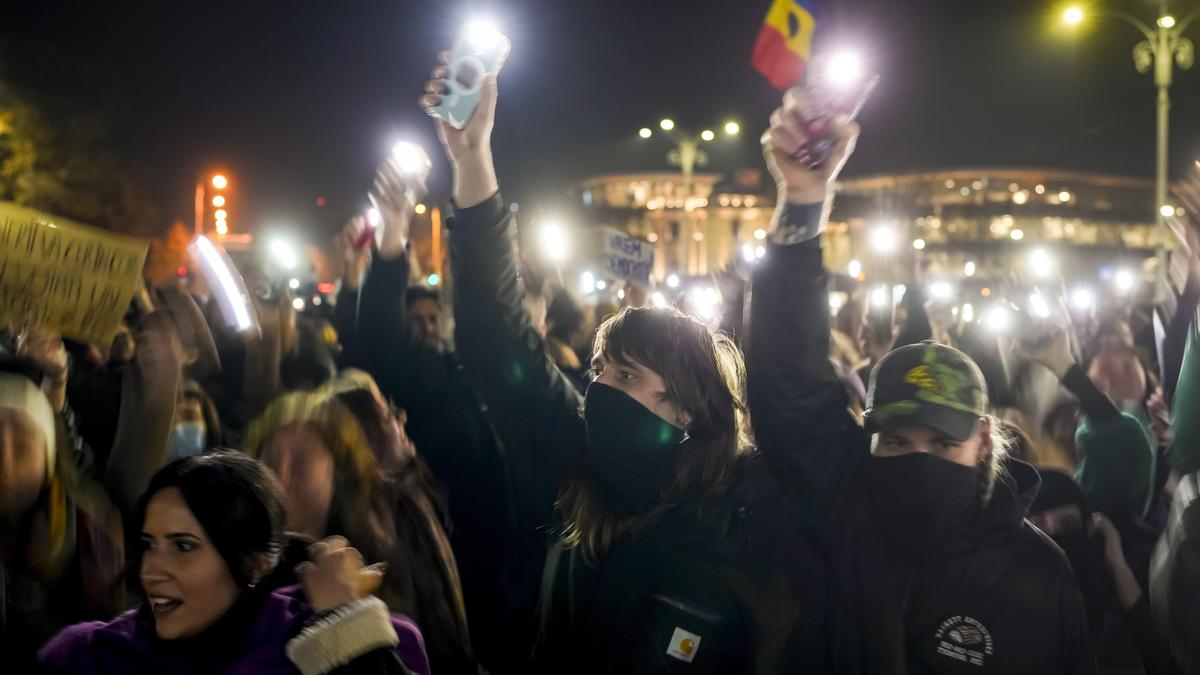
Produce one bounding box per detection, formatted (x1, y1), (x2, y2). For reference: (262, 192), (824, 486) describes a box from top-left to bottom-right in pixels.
(39, 451), (429, 674)
(420, 52), (827, 672)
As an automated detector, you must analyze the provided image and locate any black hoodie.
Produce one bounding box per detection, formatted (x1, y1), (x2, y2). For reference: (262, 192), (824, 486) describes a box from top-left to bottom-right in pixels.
(825, 453), (1097, 674)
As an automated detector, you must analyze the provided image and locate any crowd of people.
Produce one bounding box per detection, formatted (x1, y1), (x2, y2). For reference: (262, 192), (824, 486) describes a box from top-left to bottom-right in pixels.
(1, 49), (1198, 675)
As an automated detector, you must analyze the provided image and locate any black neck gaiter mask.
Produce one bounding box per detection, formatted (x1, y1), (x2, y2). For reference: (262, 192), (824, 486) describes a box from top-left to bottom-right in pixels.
(865, 453), (981, 560)
(582, 382), (686, 515)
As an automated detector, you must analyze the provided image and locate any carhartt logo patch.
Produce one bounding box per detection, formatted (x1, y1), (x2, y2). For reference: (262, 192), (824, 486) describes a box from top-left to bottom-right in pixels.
(666, 627), (701, 663)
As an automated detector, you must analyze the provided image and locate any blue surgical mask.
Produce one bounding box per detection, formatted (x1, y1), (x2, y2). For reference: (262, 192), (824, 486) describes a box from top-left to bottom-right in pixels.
(167, 423), (206, 461)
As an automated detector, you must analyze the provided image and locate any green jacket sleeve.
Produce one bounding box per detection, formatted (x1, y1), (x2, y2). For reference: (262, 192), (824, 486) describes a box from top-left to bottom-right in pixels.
(1074, 411), (1154, 519)
(447, 193), (586, 523)
(1168, 309), (1200, 476)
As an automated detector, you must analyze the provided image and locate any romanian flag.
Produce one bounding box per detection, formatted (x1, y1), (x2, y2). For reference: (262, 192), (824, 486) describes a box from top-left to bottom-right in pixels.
(751, 0), (818, 90)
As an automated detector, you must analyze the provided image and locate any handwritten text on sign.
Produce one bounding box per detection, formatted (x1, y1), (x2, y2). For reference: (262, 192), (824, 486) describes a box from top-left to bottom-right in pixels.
(0, 203), (148, 345)
(602, 228), (654, 285)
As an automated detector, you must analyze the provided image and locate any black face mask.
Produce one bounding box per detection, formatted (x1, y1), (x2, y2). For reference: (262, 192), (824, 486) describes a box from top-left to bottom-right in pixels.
(865, 453), (980, 559)
(582, 382), (686, 515)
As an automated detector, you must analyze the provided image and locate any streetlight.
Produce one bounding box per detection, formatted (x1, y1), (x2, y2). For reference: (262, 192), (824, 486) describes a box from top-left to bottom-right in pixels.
(1062, 3), (1196, 298)
(197, 172), (231, 237)
(638, 115), (741, 275)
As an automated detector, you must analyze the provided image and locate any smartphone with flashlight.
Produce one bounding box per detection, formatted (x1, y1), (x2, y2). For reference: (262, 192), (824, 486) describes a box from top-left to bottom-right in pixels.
(355, 208), (381, 251)
(427, 22), (511, 129)
(799, 71), (879, 168)
(867, 289), (895, 345)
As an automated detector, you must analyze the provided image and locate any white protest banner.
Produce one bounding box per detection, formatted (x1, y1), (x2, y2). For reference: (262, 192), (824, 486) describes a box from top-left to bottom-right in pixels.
(601, 228), (654, 286)
(0, 202), (149, 345)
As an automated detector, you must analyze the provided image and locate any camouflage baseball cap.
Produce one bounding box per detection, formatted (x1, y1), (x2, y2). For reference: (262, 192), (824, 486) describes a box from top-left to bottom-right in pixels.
(863, 341), (989, 442)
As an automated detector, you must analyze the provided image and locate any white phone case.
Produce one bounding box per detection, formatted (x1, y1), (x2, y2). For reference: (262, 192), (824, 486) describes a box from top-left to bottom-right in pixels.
(428, 29), (511, 130)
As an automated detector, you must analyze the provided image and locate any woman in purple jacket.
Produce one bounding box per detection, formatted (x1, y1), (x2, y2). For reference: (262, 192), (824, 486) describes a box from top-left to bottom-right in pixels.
(38, 451), (430, 675)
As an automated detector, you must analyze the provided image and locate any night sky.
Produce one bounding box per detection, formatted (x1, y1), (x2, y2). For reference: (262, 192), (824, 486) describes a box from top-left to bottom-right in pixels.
(4, 0), (1199, 243)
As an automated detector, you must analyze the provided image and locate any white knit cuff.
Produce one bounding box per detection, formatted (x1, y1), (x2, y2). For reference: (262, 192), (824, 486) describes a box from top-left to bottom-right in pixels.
(286, 597), (399, 675)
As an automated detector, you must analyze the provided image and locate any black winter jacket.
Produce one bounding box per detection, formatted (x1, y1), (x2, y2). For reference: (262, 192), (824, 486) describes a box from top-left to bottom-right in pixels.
(448, 193), (829, 674)
(746, 209), (1098, 675)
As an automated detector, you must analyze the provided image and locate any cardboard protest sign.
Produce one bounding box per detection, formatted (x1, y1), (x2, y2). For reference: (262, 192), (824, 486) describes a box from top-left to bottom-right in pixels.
(0, 202), (148, 345)
(601, 228), (654, 286)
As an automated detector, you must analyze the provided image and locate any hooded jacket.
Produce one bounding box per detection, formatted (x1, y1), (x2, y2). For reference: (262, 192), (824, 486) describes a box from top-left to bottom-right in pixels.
(826, 456), (1096, 674)
(745, 213), (1097, 674)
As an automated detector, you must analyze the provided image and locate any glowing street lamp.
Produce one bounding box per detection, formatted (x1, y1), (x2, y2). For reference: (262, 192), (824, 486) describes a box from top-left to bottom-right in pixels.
(212, 195), (226, 207)
(211, 174), (228, 190)
(1060, 3), (1197, 299)
(638, 127), (653, 139)
(700, 129), (716, 142)
(724, 121), (740, 136)
(659, 118), (676, 131)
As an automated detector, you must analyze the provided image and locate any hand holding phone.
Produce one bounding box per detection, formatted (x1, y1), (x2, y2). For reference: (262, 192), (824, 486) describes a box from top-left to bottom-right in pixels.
(425, 23), (510, 130)
(798, 73), (878, 169)
(368, 142), (430, 259)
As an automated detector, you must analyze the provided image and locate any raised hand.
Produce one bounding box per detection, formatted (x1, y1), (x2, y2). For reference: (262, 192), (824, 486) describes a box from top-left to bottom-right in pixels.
(296, 536), (387, 613)
(339, 216), (372, 290)
(420, 50), (499, 209)
(761, 86), (859, 206)
(368, 156), (426, 261)
(16, 326), (68, 410)
(1015, 324), (1075, 379)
